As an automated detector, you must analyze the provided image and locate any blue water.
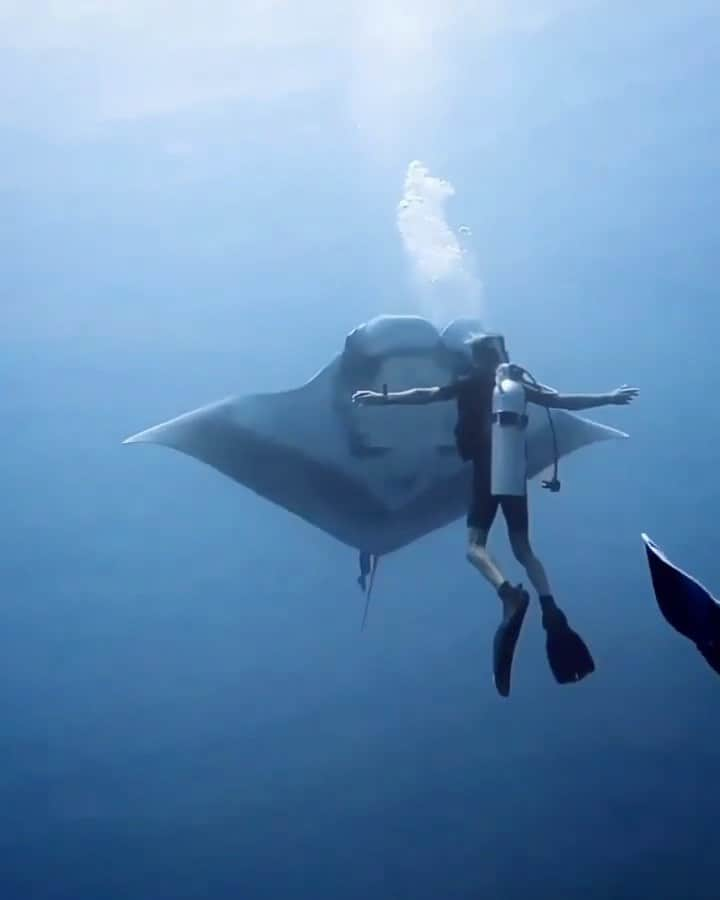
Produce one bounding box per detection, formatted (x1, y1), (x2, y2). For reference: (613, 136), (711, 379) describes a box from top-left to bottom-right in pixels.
(4, 2), (720, 897)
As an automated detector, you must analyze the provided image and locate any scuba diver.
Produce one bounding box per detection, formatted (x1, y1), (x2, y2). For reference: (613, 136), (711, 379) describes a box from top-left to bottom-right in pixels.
(352, 333), (638, 697)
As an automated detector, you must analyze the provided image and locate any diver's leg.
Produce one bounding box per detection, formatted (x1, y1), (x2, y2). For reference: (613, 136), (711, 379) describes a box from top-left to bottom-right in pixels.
(466, 527), (506, 590)
(468, 472), (529, 698)
(465, 463), (526, 604)
(467, 525), (529, 617)
(503, 499), (595, 684)
(465, 459), (506, 590)
(470, 515), (530, 697)
(504, 498), (552, 597)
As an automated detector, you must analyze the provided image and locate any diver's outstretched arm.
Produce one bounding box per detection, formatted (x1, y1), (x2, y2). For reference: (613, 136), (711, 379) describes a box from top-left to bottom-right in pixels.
(526, 385), (638, 410)
(352, 384), (457, 406)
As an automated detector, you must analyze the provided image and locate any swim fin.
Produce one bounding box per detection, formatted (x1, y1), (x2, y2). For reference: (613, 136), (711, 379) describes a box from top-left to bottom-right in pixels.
(493, 584), (530, 697)
(642, 533), (720, 676)
(541, 600), (595, 685)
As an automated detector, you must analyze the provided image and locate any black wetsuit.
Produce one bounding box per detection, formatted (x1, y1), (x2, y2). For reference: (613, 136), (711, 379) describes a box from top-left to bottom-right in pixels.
(439, 374), (528, 534)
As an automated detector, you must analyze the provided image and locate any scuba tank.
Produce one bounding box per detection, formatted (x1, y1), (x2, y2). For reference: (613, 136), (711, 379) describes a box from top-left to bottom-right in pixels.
(491, 362), (561, 496)
(491, 363), (529, 496)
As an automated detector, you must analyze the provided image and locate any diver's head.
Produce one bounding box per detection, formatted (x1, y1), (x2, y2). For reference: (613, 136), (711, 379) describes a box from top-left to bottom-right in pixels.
(465, 333), (507, 374)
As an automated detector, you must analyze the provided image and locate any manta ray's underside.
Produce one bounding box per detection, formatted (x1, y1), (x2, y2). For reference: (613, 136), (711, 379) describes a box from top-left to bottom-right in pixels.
(124, 315), (628, 556)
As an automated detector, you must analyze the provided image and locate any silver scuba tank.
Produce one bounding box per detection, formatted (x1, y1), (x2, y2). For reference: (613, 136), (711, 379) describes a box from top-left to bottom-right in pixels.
(491, 363), (529, 496)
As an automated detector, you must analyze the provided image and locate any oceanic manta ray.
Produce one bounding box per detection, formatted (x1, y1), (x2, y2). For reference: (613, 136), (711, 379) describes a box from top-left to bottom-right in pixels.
(123, 315), (628, 557)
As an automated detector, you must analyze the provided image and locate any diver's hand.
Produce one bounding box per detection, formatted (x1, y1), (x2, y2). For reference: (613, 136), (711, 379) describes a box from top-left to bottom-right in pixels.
(609, 385), (639, 405)
(352, 390), (384, 406)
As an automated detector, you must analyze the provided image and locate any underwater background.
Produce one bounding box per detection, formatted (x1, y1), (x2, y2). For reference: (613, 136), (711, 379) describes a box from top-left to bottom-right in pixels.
(3, 2), (719, 897)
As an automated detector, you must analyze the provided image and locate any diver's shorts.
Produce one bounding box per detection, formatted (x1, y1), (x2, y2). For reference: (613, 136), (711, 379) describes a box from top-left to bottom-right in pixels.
(467, 457), (528, 533)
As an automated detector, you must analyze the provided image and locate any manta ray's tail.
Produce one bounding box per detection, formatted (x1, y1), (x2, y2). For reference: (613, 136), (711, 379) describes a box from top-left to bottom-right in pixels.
(358, 552), (380, 631)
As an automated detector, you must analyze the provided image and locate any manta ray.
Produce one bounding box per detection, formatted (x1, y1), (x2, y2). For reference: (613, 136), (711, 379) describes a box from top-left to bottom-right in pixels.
(124, 315), (628, 568)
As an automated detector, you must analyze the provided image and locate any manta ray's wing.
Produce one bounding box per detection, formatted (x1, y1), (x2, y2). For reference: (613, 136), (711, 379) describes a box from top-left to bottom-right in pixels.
(123, 360), (392, 552)
(526, 406), (627, 481)
(124, 316), (629, 555)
